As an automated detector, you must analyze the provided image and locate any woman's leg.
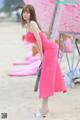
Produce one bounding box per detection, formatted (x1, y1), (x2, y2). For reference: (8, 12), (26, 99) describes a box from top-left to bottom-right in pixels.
(34, 98), (49, 117)
(40, 97), (49, 115)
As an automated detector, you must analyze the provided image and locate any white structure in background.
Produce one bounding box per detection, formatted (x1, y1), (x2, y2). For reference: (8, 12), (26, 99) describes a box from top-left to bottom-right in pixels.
(0, 12), (7, 19)
(11, 8), (22, 21)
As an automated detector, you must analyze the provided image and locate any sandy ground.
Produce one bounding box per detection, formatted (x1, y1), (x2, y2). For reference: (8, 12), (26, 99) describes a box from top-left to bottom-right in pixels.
(0, 22), (80, 120)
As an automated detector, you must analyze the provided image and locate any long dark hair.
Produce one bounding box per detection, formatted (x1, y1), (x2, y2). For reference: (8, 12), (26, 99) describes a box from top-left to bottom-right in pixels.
(21, 4), (41, 30)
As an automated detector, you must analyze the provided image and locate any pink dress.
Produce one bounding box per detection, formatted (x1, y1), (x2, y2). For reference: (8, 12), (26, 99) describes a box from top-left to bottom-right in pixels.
(24, 32), (67, 98)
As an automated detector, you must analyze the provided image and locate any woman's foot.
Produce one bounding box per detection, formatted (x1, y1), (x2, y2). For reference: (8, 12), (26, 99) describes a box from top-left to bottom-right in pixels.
(34, 109), (49, 119)
(34, 111), (41, 119)
(40, 108), (49, 117)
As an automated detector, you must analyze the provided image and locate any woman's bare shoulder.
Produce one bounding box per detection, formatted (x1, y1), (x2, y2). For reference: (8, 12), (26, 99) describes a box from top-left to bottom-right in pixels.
(29, 21), (39, 32)
(30, 21), (38, 28)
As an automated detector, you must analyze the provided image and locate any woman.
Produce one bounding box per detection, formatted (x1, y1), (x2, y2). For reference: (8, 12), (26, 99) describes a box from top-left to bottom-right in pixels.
(21, 4), (67, 118)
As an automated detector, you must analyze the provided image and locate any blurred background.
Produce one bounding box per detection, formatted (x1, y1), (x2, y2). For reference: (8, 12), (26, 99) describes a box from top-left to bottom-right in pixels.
(0, 0), (24, 22)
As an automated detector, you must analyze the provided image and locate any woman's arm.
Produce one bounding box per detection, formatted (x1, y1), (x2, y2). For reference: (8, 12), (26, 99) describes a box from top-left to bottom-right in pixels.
(29, 21), (43, 59)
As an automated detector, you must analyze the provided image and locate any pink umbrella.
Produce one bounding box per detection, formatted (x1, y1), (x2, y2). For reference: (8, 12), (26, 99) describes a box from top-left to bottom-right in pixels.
(24, 0), (80, 33)
(60, 4), (80, 32)
(9, 60), (41, 76)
